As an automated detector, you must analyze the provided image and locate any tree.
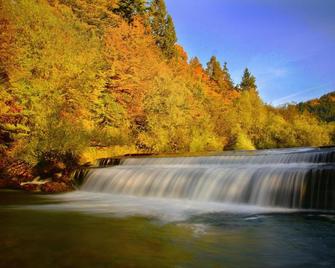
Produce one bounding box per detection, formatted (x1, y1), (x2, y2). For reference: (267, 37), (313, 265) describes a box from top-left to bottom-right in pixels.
(149, 0), (177, 58)
(240, 68), (257, 91)
(58, 0), (119, 31)
(206, 56), (233, 92)
(104, 18), (163, 118)
(223, 62), (234, 89)
(189, 57), (204, 80)
(113, 0), (146, 23)
(206, 56), (220, 78)
(297, 91), (335, 122)
(0, 3), (28, 156)
(1, 0), (334, 166)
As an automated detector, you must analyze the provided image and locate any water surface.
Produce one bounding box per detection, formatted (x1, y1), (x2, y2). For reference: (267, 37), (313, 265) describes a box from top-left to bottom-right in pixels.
(1, 190), (335, 268)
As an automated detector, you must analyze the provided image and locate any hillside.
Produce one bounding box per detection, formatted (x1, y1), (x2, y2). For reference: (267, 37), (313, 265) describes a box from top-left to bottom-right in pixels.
(297, 91), (335, 122)
(0, 0), (334, 174)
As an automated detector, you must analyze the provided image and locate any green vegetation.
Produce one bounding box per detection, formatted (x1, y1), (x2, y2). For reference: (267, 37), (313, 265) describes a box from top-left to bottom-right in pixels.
(0, 0), (334, 170)
(149, 0), (177, 58)
(239, 68), (257, 91)
(297, 91), (335, 122)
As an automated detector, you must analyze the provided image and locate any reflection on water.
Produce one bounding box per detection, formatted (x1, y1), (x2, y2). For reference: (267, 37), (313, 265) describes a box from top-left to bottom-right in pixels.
(1, 190), (335, 268)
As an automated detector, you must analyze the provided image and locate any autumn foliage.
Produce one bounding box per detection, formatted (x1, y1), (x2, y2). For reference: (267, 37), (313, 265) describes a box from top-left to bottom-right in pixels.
(0, 0), (333, 166)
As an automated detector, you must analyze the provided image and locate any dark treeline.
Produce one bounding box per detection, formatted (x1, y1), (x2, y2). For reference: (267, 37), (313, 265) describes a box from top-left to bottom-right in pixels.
(0, 0), (334, 170)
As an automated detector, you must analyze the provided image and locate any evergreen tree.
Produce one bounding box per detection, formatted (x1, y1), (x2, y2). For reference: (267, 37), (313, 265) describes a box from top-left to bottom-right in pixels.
(206, 56), (233, 91)
(190, 57), (201, 67)
(149, 0), (177, 58)
(114, 0), (146, 23)
(206, 56), (221, 78)
(223, 62), (234, 89)
(1, 0), (333, 167)
(240, 68), (257, 91)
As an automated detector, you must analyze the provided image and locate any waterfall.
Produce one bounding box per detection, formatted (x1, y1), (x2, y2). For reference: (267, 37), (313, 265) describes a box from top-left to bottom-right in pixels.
(81, 148), (335, 210)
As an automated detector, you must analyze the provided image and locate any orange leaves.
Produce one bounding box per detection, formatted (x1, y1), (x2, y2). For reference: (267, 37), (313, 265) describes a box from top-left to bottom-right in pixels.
(104, 17), (167, 117)
(189, 57), (205, 81)
(1, 0), (332, 159)
(175, 44), (188, 63)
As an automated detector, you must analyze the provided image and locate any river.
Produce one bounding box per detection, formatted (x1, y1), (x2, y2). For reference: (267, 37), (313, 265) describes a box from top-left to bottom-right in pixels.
(1, 147), (334, 267)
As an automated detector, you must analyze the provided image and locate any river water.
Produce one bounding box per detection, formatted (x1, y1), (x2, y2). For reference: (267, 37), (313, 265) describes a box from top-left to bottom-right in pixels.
(1, 148), (335, 267)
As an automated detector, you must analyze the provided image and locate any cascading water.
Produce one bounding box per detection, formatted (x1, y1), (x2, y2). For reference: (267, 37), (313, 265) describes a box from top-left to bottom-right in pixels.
(81, 148), (335, 210)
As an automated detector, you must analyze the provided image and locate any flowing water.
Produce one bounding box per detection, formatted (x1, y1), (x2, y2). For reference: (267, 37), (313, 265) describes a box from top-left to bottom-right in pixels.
(1, 147), (335, 267)
(83, 147), (335, 209)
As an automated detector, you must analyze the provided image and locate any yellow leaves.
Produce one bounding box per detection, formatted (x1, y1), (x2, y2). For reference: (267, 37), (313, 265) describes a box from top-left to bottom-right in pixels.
(104, 16), (170, 119)
(81, 145), (137, 164)
(233, 132), (255, 151)
(189, 128), (223, 153)
(1, 0), (333, 162)
(290, 113), (331, 146)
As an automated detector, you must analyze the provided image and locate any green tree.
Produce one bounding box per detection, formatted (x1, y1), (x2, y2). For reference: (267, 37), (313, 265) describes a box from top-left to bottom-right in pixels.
(239, 68), (257, 91)
(223, 62), (234, 89)
(113, 0), (146, 23)
(149, 0), (177, 58)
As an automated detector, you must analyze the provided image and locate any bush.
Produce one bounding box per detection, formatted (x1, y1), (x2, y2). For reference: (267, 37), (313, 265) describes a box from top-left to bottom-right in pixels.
(233, 132), (255, 150)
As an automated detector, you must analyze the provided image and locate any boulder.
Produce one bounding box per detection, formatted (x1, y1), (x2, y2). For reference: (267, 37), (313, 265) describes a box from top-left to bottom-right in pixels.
(21, 183), (40, 192)
(0, 179), (8, 189)
(40, 182), (73, 193)
(6, 178), (21, 189)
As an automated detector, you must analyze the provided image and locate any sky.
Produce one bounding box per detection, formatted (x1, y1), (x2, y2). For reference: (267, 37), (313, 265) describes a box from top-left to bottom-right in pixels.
(165, 0), (335, 106)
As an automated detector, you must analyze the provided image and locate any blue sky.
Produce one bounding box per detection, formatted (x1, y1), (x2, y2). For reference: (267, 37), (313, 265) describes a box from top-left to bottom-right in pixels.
(165, 0), (335, 105)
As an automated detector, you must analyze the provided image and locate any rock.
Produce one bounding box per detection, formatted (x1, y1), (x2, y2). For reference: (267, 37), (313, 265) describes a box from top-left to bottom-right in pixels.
(7, 178), (21, 189)
(40, 182), (73, 193)
(35, 160), (67, 179)
(52, 172), (63, 180)
(21, 183), (40, 192)
(0, 177), (26, 190)
(5, 160), (34, 182)
(0, 179), (8, 189)
(54, 175), (72, 184)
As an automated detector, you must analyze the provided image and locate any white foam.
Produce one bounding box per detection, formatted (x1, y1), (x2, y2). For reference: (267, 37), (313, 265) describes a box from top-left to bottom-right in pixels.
(22, 191), (296, 222)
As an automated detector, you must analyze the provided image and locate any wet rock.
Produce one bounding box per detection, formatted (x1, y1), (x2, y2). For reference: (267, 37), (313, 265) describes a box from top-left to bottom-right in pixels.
(52, 172), (63, 180)
(6, 178), (21, 189)
(0, 179), (8, 189)
(40, 182), (73, 193)
(54, 175), (72, 185)
(21, 183), (40, 192)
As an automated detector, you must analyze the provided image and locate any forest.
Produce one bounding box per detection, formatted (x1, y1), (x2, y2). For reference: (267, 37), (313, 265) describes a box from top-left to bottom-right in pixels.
(0, 0), (334, 190)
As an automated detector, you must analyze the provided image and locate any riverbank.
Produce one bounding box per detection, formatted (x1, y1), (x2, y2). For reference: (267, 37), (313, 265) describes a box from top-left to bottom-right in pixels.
(0, 157), (74, 193)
